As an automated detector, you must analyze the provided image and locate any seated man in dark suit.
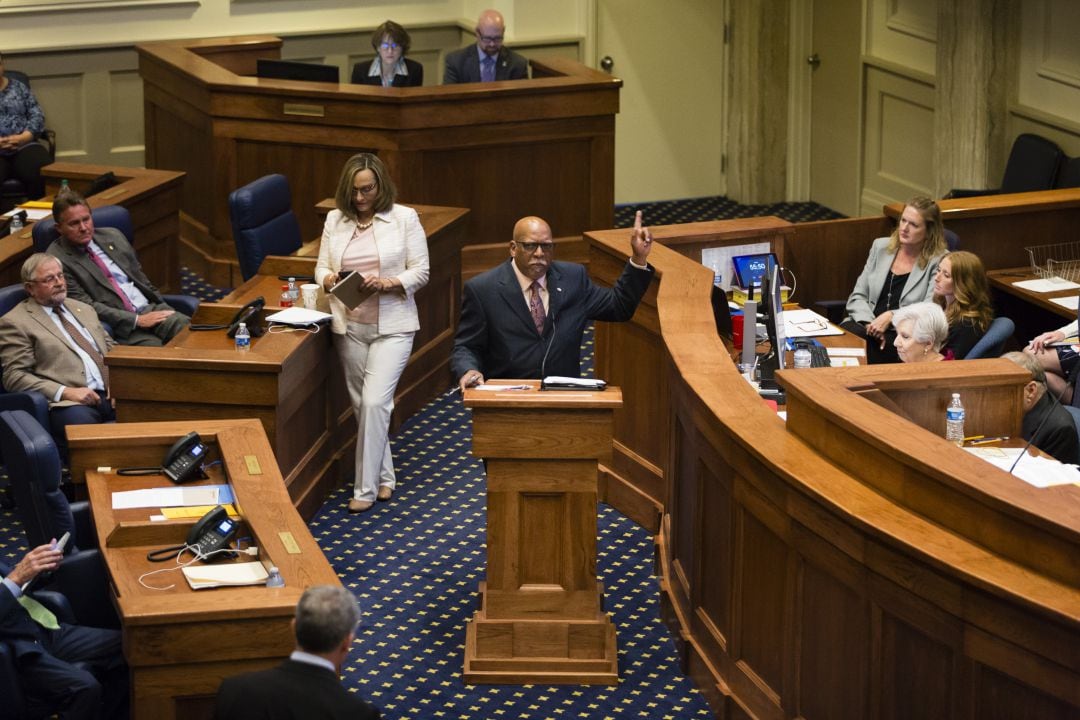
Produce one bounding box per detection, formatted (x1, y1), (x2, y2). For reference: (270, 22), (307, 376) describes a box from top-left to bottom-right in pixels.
(443, 8), (528, 84)
(214, 585), (380, 720)
(1002, 351), (1080, 465)
(47, 190), (189, 346)
(452, 211), (653, 390)
(0, 253), (115, 457)
(1, 541), (127, 720)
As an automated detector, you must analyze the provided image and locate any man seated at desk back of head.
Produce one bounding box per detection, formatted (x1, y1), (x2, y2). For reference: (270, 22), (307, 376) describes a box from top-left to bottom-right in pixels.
(443, 8), (528, 84)
(47, 190), (189, 346)
(1002, 351), (1080, 465)
(452, 212), (654, 391)
(1, 542), (127, 720)
(0, 253), (115, 457)
(214, 585), (380, 720)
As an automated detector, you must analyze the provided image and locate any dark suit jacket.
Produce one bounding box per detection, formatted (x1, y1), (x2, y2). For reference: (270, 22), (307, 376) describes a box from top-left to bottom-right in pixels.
(451, 259), (652, 381)
(1023, 392), (1080, 465)
(214, 659), (380, 720)
(47, 227), (168, 342)
(443, 45), (528, 84)
(0, 563), (48, 660)
(351, 57), (424, 86)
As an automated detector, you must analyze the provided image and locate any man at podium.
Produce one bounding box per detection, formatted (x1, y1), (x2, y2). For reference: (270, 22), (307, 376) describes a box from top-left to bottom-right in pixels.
(452, 212), (653, 391)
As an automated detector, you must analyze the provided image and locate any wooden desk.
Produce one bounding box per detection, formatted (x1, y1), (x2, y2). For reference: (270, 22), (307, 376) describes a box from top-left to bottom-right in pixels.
(0, 163), (185, 289)
(987, 267), (1077, 343)
(69, 419), (339, 720)
(137, 35), (620, 287)
(586, 222), (1080, 719)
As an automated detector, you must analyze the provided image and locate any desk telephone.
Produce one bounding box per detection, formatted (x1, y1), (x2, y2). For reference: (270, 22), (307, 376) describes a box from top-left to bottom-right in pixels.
(163, 431), (208, 484)
(186, 505), (239, 561)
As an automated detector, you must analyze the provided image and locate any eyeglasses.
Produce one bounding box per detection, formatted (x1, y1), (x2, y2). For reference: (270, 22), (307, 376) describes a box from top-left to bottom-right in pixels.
(516, 242), (555, 253)
(354, 182), (378, 196)
(790, 318), (827, 333)
(379, 42), (401, 51)
(30, 273), (64, 285)
(477, 33), (504, 43)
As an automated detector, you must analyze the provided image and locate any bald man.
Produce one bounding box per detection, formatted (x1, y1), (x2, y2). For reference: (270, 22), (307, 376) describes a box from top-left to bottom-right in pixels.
(443, 8), (529, 84)
(452, 213), (653, 390)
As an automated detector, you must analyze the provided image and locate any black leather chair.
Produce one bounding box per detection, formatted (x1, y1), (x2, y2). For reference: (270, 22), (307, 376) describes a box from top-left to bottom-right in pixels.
(0, 410), (116, 629)
(0, 70), (56, 214)
(229, 174), (304, 281)
(1055, 155), (1080, 189)
(945, 133), (1064, 198)
(30, 204), (200, 318)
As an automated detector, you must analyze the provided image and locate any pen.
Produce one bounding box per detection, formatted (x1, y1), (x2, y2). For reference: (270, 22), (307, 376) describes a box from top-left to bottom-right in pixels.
(963, 435), (984, 442)
(968, 436), (1009, 446)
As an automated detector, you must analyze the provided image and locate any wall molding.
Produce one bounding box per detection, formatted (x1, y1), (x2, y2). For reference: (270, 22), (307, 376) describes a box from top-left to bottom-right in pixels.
(884, 0), (936, 42)
(0, 0), (197, 15)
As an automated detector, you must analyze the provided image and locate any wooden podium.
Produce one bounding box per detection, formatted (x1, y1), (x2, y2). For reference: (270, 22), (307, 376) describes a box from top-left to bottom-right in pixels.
(462, 381), (621, 685)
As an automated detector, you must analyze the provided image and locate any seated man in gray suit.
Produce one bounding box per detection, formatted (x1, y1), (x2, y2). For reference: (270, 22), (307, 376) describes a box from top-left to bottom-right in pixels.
(214, 585), (380, 720)
(443, 8), (528, 84)
(47, 190), (189, 346)
(0, 253), (115, 456)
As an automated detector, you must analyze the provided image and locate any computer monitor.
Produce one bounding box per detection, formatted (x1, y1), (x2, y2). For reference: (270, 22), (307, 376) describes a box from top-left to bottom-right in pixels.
(757, 257), (786, 382)
(256, 58), (340, 84)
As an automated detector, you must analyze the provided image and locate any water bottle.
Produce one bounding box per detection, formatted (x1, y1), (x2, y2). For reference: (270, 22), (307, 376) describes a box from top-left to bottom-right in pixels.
(279, 284), (293, 308)
(8, 215), (23, 236)
(793, 342), (812, 369)
(711, 262), (722, 287)
(234, 322), (251, 352)
(945, 393), (964, 446)
(287, 277), (299, 304)
(265, 566), (285, 588)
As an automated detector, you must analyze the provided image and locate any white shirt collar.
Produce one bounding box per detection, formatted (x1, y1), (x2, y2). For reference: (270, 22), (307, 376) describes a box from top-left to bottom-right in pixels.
(289, 650), (337, 674)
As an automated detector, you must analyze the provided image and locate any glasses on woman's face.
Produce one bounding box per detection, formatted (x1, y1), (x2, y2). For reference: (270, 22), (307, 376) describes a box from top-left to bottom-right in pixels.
(354, 182), (378, 196)
(379, 42), (401, 51)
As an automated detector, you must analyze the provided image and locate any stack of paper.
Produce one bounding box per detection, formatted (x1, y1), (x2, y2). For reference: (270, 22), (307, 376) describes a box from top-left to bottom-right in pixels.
(181, 561), (270, 590)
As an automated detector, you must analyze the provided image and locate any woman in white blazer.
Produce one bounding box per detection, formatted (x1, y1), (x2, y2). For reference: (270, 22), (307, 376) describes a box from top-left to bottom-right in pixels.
(316, 153), (429, 513)
(842, 195), (947, 363)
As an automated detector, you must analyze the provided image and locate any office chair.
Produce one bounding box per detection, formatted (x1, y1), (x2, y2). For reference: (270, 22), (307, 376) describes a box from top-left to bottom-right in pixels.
(1055, 156), (1080, 189)
(0, 70), (56, 214)
(0, 410), (117, 629)
(30, 204), (200, 317)
(813, 229), (961, 324)
(945, 133), (1063, 198)
(229, 174), (304, 281)
(963, 317), (1015, 359)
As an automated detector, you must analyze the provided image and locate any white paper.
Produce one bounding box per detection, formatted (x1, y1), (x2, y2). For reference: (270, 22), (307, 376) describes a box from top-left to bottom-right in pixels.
(182, 561), (269, 590)
(782, 308), (844, 337)
(1049, 295), (1080, 310)
(964, 447), (1080, 487)
(1012, 278), (1080, 293)
(826, 347), (866, 357)
(111, 486), (220, 510)
(265, 307), (332, 326)
(829, 357), (860, 367)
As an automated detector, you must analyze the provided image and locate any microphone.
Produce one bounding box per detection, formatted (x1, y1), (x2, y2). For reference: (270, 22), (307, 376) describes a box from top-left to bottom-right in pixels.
(540, 309), (557, 380)
(1008, 369), (1075, 473)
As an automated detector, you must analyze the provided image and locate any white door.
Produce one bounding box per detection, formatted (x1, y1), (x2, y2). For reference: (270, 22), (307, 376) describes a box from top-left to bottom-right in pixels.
(808, 0), (862, 216)
(596, 0), (726, 203)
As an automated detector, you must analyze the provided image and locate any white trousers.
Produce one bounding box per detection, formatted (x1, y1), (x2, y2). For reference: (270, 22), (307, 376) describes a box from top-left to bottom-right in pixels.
(335, 322), (414, 502)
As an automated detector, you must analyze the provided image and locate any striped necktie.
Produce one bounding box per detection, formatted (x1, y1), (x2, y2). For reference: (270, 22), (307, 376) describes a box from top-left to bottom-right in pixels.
(54, 306), (110, 392)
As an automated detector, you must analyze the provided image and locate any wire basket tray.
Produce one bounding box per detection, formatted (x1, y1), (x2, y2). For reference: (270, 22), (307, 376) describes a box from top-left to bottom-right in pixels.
(1025, 242), (1080, 282)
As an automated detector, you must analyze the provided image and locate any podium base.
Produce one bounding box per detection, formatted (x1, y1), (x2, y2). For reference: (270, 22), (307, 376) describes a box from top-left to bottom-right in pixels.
(462, 582), (619, 685)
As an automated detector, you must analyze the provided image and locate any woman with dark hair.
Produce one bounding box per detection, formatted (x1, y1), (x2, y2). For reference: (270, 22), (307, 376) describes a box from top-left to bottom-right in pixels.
(0, 51), (51, 206)
(351, 21), (424, 87)
(841, 195), (949, 363)
(316, 153), (429, 513)
(932, 250), (994, 360)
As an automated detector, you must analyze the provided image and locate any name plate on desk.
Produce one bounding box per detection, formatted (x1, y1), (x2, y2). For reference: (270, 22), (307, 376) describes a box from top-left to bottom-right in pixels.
(283, 103), (324, 117)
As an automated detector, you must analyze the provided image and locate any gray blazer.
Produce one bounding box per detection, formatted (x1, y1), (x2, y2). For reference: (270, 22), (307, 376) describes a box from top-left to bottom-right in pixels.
(844, 236), (944, 324)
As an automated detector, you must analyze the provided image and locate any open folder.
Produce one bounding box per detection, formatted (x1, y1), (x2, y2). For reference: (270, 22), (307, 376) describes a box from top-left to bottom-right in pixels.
(181, 561), (269, 590)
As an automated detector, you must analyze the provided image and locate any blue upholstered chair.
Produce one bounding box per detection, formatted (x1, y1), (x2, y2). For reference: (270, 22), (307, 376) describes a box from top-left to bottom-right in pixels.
(30, 204), (199, 317)
(229, 174), (303, 281)
(963, 317), (1015, 359)
(0, 410), (116, 630)
(946, 133), (1064, 198)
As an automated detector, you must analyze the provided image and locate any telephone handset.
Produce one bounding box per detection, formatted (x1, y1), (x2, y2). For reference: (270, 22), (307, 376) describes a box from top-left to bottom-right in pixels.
(226, 296), (266, 338)
(162, 431), (208, 484)
(185, 505), (238, 561)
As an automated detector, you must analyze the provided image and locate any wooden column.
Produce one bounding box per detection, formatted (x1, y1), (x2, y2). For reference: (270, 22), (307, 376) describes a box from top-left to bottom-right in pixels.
(462, 382), (621, 685)
(934, 0), (1013, 196)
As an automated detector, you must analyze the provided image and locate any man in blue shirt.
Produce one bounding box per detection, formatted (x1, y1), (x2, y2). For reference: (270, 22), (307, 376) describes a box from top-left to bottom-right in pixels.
(443, 8), (528, 84)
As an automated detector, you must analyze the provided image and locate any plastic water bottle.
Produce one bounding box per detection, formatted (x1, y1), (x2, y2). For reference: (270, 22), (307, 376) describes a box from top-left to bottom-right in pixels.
(287, 277), (299, 304)
(793, 343), (812, 369)
(279, 284), (293, 308)
(234, 322), (251, 352)
(945, 393), (965, 446)
(8, 215), (23, 236)
(265, 566), (285, 588)
(711, 262), (722, 287)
